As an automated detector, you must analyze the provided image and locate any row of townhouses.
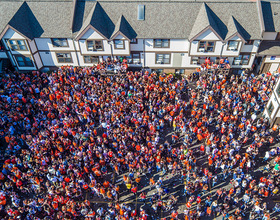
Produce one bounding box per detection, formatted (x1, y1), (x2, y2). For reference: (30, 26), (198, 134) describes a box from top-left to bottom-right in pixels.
(0, 0), (280, 74)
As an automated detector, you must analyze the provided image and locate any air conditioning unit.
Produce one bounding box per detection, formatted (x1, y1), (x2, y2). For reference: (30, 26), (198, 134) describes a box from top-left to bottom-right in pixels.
(199, 48), (205, 52)
(157, 61), (162, 64)
(193, 61), (198, 65)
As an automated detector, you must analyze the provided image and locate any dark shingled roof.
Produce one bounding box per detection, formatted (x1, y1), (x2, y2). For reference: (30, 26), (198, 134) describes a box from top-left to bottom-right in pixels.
(8, 2), (44, 40)
(189, 3), (223, 41)
(111, 15), (137, 40)
(225, 16), (247, 41)
(75, 2), (114, 39)
(0, 0), (264, 40)
(258, 41), (280, 55)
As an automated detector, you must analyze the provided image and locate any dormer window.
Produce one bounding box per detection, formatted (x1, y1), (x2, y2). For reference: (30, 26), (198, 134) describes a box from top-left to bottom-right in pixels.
(227, 41), (239, 51)
(8, 40), (28, 51)
(198, 41), (215, 52)
(86, 40), (103, 51)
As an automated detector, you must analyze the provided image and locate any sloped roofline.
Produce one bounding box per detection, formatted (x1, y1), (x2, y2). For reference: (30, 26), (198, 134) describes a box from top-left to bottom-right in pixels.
(0, 25), (31, 41)
(189, 26), (223, 42)
(225, 32), (245, 43)
(75, 24), (108, 40)
(110, 31), (130, 41)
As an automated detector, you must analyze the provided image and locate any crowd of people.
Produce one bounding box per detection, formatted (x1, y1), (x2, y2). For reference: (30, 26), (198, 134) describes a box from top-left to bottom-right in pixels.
(0, 63), (280, 220)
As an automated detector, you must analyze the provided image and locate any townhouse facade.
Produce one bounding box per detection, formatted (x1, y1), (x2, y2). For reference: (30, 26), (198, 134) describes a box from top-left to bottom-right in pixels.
(0, 0), (279, 73)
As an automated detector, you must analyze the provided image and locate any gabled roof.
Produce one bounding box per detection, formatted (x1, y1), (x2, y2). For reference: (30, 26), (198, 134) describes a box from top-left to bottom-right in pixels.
(0, 2), (43, 40)
(0, 0), (263, 40)
(110, 15), (137, 40)
(75, 2), (114, 40)
(189, 3), (223, 41)
(225, 16), (246, 42)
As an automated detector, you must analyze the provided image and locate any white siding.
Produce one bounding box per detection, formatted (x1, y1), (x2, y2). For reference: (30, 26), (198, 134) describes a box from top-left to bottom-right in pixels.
(79, 39), (111, 55)
(240, 40), (260, 53)
(231, 53), (256, 69)
(3, 28), (25, 40)
(263, 32), (277, 40)
(35, 38), (75, 51)
(265, 56), (280, 63)
(170, 39), (189, 52)
(33, 53), (43, 69)
(130, 39), (144, 51)
(39, 51), (78, 66)
(77, 52), (102, 67)
(181, 53), (190, 67)
(270, 63), (279, 72)
(112, 40), (130, 55)
(190, 40), (223, 56)
(229, 35), (242, 41)
(221, 41), (242, 57)
(195, 28), (220, 41)
(80, 28), (105, 40)
(29, 40), (37, 53)
(144, 39), (189, 52)
(252, 40), (261, 53)
(114, 34), (125, 40)
(2, 29), (31, 56)
(39, 52), (55, 66)
(145, 52), (173, 68)
(241, 45), (254, 53)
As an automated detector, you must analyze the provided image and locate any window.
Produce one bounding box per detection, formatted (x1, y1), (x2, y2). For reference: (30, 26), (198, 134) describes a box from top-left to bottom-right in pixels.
(227, 41), (239, 51)
(268, 102), (274, 116)
(198, 41), (215, 52)
(114, 40), (125, 49)
(245, 40), (254, 45)
(14, 55), (33, 67)
(175, 69), (185, 74)
(126, 53), (141, 64)
(8, 40), (27, 51)
(154, 39), (170, 48)
(86, 40), (103, 51)
(138, 5), (145, 20)
(233, 54), (250, 65)
(131, 38), (137, 44)
(191, 57), (200, 65)
(84, 56), (99, 64)
(156, 54), (170, 64)
(56, 53), (72, 63)
(51, 38), (68, 47)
